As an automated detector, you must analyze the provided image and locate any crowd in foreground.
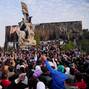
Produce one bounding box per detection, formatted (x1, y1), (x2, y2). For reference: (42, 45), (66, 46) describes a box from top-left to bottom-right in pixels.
(0, 42), (89, 89)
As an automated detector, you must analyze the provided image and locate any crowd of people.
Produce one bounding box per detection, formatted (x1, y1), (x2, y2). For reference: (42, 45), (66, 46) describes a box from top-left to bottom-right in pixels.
(0, 42), (89, 89)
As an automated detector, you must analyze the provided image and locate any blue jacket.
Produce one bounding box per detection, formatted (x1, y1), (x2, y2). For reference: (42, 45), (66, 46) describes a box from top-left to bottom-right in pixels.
(45, 60), (68, 89)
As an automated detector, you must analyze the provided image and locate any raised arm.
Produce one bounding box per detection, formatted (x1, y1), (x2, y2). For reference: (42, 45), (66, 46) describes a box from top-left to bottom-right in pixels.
(41, 55), (55, 74)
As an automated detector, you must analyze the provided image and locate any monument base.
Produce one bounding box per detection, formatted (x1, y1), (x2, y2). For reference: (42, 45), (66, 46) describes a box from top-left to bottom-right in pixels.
(19, 39), (36, 49)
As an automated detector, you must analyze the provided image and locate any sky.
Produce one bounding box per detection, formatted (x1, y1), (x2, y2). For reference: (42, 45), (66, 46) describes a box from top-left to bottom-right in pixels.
(0, 0), (89, 47)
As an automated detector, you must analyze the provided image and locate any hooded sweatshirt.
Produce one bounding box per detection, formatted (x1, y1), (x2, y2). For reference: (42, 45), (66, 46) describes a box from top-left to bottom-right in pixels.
(45, 60), (68, 89)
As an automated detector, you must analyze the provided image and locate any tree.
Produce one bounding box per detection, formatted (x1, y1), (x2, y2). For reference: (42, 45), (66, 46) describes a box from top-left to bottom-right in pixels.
(34, 33), (40, 45)
(62, 41), (76, 51)
(79, 39), (89, 53)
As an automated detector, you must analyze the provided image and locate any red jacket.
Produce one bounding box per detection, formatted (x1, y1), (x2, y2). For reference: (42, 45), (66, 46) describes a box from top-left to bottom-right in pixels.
(75, 80), (87, 89)
(1, 79), (11, 88)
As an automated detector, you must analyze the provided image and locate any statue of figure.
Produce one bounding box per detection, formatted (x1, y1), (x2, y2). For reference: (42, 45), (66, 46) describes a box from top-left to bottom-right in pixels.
(17, 18), (36, 48)
(14, 26), (25, 46)
(17, 2), (36, 48)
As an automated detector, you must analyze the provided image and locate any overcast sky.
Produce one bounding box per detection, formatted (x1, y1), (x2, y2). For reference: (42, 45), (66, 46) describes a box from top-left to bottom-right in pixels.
(0, 0), (89, 47)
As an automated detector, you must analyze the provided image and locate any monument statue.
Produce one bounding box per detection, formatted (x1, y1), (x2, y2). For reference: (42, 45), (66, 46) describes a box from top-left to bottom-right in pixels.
(17, 2), (36, 48)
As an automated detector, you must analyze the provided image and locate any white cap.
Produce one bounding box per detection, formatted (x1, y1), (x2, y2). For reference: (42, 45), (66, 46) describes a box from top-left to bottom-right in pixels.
(20, 65), (25, 68)
(48, 61), (54, 67)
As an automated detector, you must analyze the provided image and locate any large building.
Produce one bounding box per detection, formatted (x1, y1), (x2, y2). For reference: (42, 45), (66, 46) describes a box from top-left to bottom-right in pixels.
(34, 21), (82, 41)
(4, 25), (19, 49)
